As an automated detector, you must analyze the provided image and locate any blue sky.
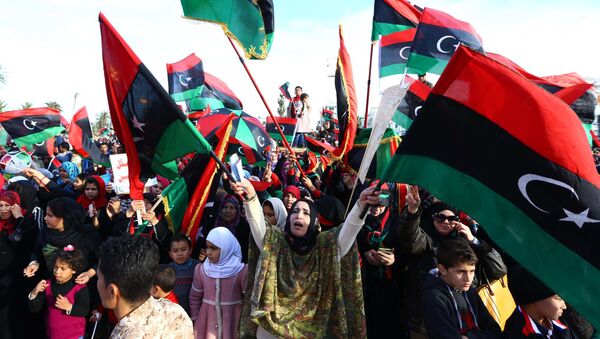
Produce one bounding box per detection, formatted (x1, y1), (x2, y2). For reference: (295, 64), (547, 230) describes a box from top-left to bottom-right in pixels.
(1, 0), (598, 123)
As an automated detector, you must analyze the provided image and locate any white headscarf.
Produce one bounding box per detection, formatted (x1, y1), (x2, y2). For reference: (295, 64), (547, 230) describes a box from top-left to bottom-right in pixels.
(263, 197), (287, 230)
(203, 227), (245, 279)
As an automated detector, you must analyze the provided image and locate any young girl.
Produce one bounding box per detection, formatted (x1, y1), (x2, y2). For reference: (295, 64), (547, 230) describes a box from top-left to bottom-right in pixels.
(28, 245), (90, 339)
(189, 227), (248, 339)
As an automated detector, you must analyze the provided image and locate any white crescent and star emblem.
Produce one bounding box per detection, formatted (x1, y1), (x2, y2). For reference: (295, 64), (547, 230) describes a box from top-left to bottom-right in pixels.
(518, 173), (600, 229)
(280, 125), (285, 133)
(436, 35), (459, 54)
(23, 119), (38, 130)
(178, 74), (192, 87)
(35, 141), (45, 146)
(399, 46), (410, 60)
(238, 147), (245, 155)
(257, 136), (265, 148)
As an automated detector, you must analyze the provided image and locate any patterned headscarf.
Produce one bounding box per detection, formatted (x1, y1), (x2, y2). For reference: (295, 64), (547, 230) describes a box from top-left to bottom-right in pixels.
(57, 161), (80, 185)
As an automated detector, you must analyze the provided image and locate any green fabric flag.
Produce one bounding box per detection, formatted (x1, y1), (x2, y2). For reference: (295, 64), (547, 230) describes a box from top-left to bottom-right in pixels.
(180, 0), (274, 60)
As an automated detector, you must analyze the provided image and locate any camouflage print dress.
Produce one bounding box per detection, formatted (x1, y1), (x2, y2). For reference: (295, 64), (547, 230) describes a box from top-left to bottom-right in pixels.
(240, 225), (366, 338)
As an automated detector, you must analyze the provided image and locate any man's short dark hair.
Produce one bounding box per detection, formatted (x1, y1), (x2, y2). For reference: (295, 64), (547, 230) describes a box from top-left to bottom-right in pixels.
(295, 86), (302, 91)
(170, 233), (192, 248)
(98, 236), (159, 304)
(153, 265), (176, 293)
(59, 142), (71, 150)
(437, 239), (478, 269)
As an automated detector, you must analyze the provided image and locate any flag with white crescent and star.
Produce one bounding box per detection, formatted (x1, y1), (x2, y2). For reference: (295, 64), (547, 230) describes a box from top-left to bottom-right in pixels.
(406, 7), (483, 75)
(100, 13), (212, 199)
(379, 28), (420, 77)
(381, 46), (600, 328)
(392, 76), (431, 129)
(371, 0), (421, 41)
(266, 116), (296, 145)
(69, 106), (110, 166)
(0, 108), (64, 148)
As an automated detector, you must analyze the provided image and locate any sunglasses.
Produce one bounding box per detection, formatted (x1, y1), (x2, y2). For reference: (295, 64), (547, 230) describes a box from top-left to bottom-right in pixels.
(433, 214), (460, 222)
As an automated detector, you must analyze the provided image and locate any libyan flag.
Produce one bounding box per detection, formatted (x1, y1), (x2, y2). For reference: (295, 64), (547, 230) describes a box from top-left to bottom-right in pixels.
(346, 128), (400, 180)
(100, 13), (212, 198)
(333, 25), (358, 159)
(392, 77), (431, 130)
(371, 0), (421, 41)
(407, 7), (483, 75)
(69, 106), (110, 166)
(167, 54), (243, 113)
(163, 114), (233, 238)
(0, 108), (64, 148)
(379, 28), (420, 78)
(266, 116), (296, 144)
(180, 0), (274, 60)
(382, 46), (600, 327)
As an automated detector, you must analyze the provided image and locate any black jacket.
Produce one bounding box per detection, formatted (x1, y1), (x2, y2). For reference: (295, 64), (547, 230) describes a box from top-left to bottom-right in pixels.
(502, 307), (579, 339)
(397, 208), (507, 333)
(422, 270), (501, 339)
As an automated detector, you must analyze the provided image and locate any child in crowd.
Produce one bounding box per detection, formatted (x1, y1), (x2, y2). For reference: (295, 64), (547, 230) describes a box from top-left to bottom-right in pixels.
(151, 265), (179, 304)
(422, 239), (501, 339)
(168, 233), (200, 315)
(28, 245), (90, 339)
(503, 265), (578, 338)
(189, 227), (248, 339)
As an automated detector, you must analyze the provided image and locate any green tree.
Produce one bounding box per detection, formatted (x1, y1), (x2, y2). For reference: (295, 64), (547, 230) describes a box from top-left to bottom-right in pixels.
(0, 65), (6, 85)
(21, 102), (33, 109)
(45, 101), (62, 112)
(92, 110), (112, 137)
(277, 93), (286, 116)
(0, 100), (7, 112)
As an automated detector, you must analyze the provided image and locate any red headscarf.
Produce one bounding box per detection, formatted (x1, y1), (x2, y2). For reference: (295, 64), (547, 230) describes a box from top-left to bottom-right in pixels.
(76, 175), (108, 209)
(0, 190), (22, 235)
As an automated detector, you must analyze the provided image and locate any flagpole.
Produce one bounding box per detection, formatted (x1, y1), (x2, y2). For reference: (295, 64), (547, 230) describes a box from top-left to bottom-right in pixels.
(363, 41), (376, 128)
(225, 35), (306, 177)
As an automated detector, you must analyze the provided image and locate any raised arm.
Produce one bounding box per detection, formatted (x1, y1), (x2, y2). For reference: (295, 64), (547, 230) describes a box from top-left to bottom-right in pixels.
(231, 179), (266, 249)
(337, 186), (381, 259)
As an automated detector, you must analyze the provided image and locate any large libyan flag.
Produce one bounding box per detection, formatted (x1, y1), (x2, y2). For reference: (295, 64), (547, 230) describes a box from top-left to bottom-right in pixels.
(99, 13), (212, 198)
(382, 46), (600, 327)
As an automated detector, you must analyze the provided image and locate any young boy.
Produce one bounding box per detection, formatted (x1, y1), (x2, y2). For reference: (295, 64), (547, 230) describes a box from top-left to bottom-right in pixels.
(168, 234), (200, 315)
(503, 265), (577, 338)
(422, 239), (501, 339)
(151, 265), (179, 304)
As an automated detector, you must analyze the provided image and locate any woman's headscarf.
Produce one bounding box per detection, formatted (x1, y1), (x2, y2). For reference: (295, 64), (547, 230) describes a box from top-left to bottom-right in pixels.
(76, 175), (107, 209)
(0, 190), (22, 234)
(214, 195), (241, 230)
(284, 199), (319, 255)
(57, 162), (80, 186)
(203, 227), (245, 279)
(262, 197), (287, 230)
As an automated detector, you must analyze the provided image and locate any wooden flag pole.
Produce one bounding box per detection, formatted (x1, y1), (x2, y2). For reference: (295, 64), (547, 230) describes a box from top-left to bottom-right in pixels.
(225, 35), (305, 177)
(363, 41), (376, 128)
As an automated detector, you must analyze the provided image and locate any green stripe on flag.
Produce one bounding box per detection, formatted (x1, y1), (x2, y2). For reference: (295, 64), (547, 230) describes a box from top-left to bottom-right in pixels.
(372, 22), (414, 40)
(407, 53), (449, 75)
(170, 87), (202, 102)
(13, 126), (64, 148)
(382, 154), (600, 326)
(235, 120), (256, 149)
(392, 110), (414, 130)
(380, 64), (422, 78)
(269, 132), (293, 143)
(162, 178), (189, 233)
(582, 123), (592, 146)
(152, 119), (212, 180)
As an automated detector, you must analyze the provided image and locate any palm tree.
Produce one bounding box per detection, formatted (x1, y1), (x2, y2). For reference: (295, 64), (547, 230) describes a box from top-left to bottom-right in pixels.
(21, 102), (33, 109)
(0, 65), (6, 85)
(45, 101), (62, 112)
(0, 100), (7, 112)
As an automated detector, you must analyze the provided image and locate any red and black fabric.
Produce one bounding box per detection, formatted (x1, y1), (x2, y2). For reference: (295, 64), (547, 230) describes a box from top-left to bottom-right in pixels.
(69, 107), (109, 165)
(99, 13), (211, 199)
(0, 108), (64, 148)
(305, 135), (336, 154)
(333, 26), (358, 159)
(371, 0), (421, 40)
(32, 137), (55, 157)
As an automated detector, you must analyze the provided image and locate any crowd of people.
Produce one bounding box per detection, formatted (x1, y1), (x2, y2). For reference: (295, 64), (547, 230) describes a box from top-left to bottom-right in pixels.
(1, 88), (599, 339)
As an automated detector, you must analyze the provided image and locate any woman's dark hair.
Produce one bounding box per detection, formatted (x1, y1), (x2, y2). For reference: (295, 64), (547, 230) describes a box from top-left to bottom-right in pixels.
(54, 247), (87, 273)
(84, 177), (100, 189)
(76, 173), (88, 181)
(98, 236), (159, 304)
(47, 198), (85, 231)
(300, 93), (309, 100)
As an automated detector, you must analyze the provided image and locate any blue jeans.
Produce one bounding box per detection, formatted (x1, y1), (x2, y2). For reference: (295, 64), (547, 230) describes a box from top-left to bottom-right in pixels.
(293, 133), (306, 148)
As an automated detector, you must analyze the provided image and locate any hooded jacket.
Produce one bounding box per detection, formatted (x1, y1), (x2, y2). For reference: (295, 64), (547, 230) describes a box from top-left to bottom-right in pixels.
(422, 269), (501, 339)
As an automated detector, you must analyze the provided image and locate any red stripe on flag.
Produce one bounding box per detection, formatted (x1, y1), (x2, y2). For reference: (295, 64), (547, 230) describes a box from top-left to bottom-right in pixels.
(167, 53), (202, 74)
(433, 46), (600, 187)
(0, 108), (61, 122)
(419, 8), (482, 42)
(382, 0), (421, 26)
(266, 116), (298, 125)
(409, 78), (431, 101)
(380, 28), (416, 47)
